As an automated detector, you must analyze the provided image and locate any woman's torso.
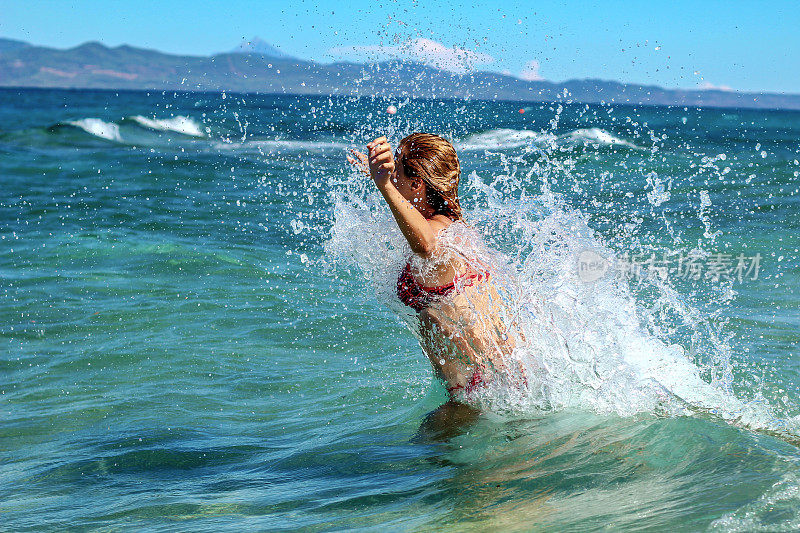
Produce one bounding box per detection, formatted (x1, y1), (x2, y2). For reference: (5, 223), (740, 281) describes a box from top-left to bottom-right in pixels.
(396, 220), (518, 394)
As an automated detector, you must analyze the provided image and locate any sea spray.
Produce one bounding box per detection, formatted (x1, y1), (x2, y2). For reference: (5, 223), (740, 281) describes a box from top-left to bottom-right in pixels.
(323, 120), (797, 440)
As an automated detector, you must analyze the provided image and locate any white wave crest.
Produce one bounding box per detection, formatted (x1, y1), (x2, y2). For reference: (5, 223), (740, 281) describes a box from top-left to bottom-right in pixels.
(459, 127), (640, 151)
(459, 128), (556, 150)
(563, 127), (639, 148)
(66, 118), (123, 142)
(129, 115), (205, 137)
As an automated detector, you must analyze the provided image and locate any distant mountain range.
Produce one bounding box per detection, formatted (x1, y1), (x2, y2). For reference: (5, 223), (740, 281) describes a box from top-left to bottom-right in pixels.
(1, 37), (799, 110)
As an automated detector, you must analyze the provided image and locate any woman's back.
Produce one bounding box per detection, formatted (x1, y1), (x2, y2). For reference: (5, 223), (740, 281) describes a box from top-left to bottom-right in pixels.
(402, 222), (520, 392)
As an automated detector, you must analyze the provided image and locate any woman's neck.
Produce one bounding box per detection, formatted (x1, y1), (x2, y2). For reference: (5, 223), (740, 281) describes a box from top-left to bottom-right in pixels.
(417, 203), (438, 219)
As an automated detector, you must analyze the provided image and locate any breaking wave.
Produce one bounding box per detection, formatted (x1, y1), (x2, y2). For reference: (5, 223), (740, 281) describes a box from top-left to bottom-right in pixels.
(50, 114), (205, 143)
(61, 118), (123, 142)
(125, 115), (205, 137)
(459, 127), (640, 151)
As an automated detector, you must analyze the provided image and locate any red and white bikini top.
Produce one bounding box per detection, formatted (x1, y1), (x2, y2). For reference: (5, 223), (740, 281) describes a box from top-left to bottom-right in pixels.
(396, 259), (490, 312)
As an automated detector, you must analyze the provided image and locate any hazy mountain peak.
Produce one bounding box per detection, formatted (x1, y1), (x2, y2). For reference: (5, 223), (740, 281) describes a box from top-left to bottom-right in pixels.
(231, 37), (291, 59)
(70, 41), (108, 52)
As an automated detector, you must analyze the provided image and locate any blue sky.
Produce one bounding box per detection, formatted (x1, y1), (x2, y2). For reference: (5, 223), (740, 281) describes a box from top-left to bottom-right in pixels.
(2, 0), (798, 93)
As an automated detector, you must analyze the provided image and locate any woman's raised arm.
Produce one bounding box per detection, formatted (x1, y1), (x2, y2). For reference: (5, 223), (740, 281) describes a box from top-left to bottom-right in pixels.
(364, 136), (441, 257)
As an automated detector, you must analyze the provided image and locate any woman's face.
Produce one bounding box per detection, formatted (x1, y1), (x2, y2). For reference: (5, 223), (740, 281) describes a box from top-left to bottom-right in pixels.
(392, 150), (427, 208)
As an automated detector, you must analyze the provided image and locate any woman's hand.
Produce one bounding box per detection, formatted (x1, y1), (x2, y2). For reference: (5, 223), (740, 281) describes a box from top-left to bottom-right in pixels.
(366, 136), (394, 190)
(346, 149), (369, 176)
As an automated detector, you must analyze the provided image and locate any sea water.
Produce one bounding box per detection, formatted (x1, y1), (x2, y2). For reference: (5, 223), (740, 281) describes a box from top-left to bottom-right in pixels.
(1, 87), (799, 530)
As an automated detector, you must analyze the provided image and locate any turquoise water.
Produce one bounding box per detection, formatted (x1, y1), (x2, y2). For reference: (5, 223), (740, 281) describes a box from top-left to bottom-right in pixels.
(1, 88), (799, 530)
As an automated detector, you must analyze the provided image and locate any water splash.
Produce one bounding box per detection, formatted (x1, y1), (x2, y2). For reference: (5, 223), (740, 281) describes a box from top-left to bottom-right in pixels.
(323, 116), (797, 441)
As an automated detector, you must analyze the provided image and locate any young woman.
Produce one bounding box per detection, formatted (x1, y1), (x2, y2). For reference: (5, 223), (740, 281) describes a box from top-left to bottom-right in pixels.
(348, 133), (523, 398)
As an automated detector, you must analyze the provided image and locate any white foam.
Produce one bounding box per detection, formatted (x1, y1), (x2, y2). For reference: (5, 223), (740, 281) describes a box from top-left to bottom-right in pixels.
(129, 115), (205, 137)
(66, 118), (122, 142)
(458, 127), (640, 151)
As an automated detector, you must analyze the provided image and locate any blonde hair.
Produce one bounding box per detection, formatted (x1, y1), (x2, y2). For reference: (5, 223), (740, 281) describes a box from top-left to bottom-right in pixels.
(397, 132), (463, 221)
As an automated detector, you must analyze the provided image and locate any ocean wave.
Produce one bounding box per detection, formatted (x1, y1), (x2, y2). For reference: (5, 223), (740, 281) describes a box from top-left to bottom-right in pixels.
(709, 471), (800, 531)
(62, 118), (123, 142)
(459, 127), (640, 151)
(126, 115), (205, 137)
(51, 115), (205, 144)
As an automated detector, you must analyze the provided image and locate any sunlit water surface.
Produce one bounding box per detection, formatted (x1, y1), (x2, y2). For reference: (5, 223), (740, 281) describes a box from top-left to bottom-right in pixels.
(1, 88), (799, 531)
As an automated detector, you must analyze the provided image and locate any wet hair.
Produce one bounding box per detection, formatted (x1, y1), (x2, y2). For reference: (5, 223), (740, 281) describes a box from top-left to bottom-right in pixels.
(396, 132), (463, 221)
